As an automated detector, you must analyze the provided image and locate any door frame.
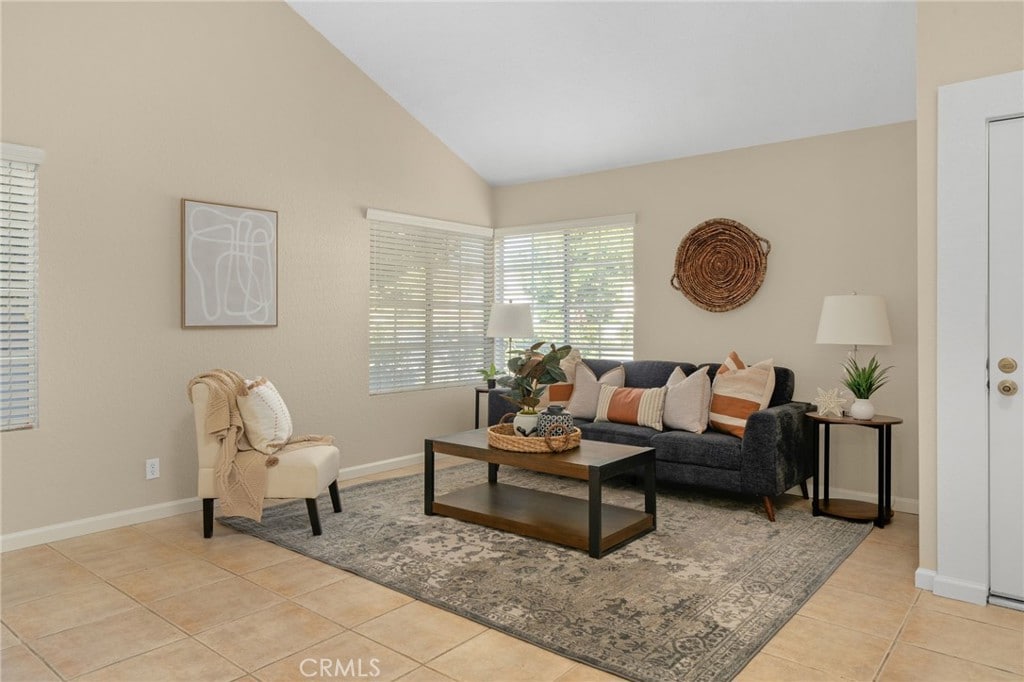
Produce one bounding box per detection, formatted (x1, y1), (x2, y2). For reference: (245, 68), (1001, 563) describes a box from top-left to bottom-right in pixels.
(935, 70), (1023, 605)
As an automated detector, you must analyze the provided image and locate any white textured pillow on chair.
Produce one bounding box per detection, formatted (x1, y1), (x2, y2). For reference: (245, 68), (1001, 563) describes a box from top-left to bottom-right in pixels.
(568, 363), (625, 420)
(237, 378), (293, 454)
(663, 366), (711, 433)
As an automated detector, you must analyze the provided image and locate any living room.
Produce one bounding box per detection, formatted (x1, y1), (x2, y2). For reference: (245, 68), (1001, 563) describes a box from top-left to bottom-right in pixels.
(1, 2), (1022, 681)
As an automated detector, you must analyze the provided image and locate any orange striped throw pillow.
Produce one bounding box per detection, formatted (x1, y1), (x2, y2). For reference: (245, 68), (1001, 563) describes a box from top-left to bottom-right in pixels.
(709, 352), (775, 438)
(595, 384), (668, 431)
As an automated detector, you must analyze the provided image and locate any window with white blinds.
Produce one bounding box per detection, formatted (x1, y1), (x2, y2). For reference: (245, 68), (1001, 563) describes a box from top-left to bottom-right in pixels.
(1, 144), (44, 431)
(369, 210), (493, 394)
(495, 216), (634, 361)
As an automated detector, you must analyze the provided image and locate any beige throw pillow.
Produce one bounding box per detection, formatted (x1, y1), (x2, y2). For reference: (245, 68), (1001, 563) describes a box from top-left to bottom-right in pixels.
(568, 363), (625, 420)
(663, 365), (711, 433)
(709, 352), (775, 438)
(237, 377), (293, 454)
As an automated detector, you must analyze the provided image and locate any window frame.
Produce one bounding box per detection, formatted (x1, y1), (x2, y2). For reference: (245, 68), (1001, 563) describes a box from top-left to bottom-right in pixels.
(1, 142), (44, 432)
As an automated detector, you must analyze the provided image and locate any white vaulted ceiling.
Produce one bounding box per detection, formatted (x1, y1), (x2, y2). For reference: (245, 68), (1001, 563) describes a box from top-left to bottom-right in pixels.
(289, 1), (916, 187)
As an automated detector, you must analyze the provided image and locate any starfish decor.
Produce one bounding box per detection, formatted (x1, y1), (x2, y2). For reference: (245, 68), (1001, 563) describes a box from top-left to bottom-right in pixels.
(814, 387), (846, 418)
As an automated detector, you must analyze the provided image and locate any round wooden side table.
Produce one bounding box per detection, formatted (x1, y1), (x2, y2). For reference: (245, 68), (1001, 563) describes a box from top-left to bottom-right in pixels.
(806, 411), (903, 528)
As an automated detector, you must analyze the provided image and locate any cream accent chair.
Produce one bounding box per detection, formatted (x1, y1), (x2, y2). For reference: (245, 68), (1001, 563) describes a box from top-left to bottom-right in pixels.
(190, 382), (342, 537)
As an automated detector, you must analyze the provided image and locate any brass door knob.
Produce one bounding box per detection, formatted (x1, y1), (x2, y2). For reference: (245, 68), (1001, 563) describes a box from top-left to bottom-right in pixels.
(997, 357), (1018, 373)
(997, 380), (1019, 396)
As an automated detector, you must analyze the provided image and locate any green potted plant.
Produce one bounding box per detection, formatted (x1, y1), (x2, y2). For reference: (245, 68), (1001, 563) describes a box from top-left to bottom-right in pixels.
(497, 342), (573, 436)
(841, 354), (892, 420)
(477, 362), (503, 389)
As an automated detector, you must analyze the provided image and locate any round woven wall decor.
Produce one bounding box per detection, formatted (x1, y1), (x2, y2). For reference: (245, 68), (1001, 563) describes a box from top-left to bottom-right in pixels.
(670, 218), (771, 312)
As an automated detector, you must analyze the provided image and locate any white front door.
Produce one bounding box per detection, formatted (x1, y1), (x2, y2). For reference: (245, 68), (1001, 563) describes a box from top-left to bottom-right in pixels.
(989, 115), (1024, 605)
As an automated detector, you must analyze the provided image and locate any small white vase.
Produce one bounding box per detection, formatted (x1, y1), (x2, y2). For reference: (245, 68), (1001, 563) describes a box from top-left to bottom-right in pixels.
(512, 412), (539, 437)
(849, 399), (876, 420)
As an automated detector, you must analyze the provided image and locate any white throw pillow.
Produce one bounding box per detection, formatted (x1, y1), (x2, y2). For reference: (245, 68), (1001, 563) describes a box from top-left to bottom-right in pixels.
(663, 366), (711, 433)
(568, 363), (625, 420)
(237, 378), (293, 454)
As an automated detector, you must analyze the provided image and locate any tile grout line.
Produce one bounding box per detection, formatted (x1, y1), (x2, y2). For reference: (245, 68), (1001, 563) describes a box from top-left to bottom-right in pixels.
(872, 589), (922, 680)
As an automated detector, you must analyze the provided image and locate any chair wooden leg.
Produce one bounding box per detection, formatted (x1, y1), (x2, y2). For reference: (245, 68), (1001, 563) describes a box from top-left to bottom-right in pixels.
(762, 496), (777, 522)
(329, 480), (342, 513)
(799, 480), (809, 499)
(306, 498), (322, 535)
(203, 499), (214, 538)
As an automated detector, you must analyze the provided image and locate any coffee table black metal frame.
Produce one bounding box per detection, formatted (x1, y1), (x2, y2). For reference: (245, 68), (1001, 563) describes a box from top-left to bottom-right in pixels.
(424, 429), (656, 558)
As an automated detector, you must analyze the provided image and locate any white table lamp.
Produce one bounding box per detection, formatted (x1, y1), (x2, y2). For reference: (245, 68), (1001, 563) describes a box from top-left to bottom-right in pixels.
(816, 293), (892, 419)
(486, 302), (534, 364)
(816, 294), (892, 353)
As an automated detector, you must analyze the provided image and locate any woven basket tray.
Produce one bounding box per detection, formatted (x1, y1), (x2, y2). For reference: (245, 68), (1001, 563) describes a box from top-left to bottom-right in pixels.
(670, 217), (771, 312)
(487, 421), (581, 453)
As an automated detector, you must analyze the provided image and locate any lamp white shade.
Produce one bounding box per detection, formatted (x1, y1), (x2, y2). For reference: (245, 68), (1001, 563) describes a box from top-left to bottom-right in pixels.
(486, 303), (534, 339)
(816, 295), (893, 346)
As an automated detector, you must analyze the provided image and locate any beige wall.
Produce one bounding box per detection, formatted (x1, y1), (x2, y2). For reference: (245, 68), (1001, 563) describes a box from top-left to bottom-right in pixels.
(495, 123), (918, 505)
(0, 2), (491, 534)
(915, 1), (1024, 571)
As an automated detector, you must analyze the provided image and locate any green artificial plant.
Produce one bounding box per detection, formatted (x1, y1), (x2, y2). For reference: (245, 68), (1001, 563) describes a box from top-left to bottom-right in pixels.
(476, 363), (503, 382)
(497, 342), (573, 414)
(841, 354), (893, 399)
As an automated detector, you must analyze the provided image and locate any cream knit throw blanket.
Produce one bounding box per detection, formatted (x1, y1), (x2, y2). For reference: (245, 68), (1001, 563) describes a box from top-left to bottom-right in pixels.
(187, 370), (334, 522)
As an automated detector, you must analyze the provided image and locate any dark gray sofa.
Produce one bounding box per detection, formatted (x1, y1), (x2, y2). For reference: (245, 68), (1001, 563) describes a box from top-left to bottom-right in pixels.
(488, 359), (815, 521)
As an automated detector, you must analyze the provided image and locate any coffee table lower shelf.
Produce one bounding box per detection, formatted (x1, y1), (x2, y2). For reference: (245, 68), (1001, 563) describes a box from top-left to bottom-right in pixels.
(432, 482), (654, 555)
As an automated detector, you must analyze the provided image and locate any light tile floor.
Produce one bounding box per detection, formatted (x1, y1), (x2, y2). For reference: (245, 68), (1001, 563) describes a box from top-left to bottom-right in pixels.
(2, 459), (1021, 681)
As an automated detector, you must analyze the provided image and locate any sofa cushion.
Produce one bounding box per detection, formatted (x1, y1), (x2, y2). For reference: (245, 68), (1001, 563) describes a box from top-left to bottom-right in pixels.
(569, 363), (625, 420)
(650, 430), (744, 471)
(623, 360), (697, 388)
(709, 352), (775, 438)
(595, 384), (667, 430)
(577, 419), (659, 448)
(579, 359), (697, 389)
(663, 365), (711, 433)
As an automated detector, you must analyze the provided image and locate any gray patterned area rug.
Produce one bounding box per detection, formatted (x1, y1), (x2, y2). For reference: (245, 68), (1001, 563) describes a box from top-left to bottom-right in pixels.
(220, 462), (870, 682)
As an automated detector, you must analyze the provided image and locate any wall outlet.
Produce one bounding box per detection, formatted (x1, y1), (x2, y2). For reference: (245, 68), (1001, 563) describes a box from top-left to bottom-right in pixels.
(145, 458), (160, 480)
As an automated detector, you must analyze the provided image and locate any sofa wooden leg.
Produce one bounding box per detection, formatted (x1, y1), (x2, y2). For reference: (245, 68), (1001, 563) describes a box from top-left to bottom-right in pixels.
(202, 499), (214, 538)
(306, 498), (323, 535)
(762, 496), (776, 522)
(799, 480), (809, 499)
(329, 480), (342, 513)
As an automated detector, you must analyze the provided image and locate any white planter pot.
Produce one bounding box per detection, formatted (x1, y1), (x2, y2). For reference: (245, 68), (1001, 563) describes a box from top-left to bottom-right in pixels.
(512, 412), (539, 437)
(849, 399), (876, 420)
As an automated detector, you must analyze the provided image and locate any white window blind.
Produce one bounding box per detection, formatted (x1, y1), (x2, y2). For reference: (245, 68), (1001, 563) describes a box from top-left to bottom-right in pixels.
(369, 211), (493, 394)
(495, 216), (634, 361)
(1, 144), (43, 431)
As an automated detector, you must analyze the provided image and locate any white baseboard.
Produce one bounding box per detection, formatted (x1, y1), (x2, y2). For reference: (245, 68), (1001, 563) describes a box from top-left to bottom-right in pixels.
(915, 568), (936, 591)
(338, 452), (425, 480)
(820, 486), (919, 515)
(1, 454), (438, 553)
(0, 498), (204, 553)
(933, 574), (989, 605)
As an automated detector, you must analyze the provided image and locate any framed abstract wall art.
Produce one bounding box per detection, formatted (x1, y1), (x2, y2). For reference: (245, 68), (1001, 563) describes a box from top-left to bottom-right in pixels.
(181, 199), (278, 328)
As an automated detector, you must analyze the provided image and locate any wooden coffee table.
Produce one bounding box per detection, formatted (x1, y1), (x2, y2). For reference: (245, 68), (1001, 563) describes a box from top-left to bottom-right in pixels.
(424, 429), (656, 558)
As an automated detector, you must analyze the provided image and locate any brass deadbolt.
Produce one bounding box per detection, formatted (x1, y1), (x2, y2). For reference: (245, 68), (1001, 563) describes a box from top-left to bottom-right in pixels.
(997, 357), (1018, 373)
(997, 380), (1019, 396)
